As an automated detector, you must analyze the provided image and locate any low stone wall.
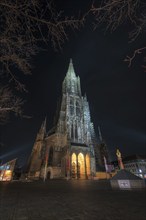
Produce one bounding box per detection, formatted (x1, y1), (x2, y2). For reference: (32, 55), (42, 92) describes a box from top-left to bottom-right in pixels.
(96, 172), (116, 180)
(40, 166), (62, 179)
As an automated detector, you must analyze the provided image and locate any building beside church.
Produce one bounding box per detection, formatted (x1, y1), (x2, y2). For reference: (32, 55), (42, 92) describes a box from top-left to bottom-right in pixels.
(28, 59), (109, 179)
(111, 155), (146, 179)
(0, 159), (17, 181)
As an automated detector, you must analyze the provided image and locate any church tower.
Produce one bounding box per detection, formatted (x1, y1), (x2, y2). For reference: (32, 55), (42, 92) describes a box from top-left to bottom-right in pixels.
(28, 118), (46, 178)
(28, 59), (104, 180)
(56, 59), (97, 147)
(42, 59), (101, 179)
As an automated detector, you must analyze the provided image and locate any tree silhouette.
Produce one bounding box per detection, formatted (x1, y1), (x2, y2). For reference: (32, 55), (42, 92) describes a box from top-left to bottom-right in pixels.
(0, 0), (82, 123)
(0, 0), (145, 122)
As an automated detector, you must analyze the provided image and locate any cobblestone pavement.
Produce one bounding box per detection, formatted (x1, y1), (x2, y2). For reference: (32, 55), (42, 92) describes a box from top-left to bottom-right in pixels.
(0, 180), (146, 220)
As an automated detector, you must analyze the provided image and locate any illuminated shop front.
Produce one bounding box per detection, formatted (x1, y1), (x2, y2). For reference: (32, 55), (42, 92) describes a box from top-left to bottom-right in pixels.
(0, 159), (17, 181)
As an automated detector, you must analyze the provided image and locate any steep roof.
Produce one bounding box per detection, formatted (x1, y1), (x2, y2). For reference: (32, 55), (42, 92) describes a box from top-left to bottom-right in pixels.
(66, 58), (76, 78)
(111, 169), (142, 180)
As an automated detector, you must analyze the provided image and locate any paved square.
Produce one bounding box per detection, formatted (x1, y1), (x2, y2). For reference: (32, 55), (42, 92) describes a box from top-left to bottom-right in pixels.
(0, 180), (146, 220)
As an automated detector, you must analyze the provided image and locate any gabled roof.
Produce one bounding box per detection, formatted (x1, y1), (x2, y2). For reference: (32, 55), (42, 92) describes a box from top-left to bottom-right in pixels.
(111, 169), (142, 180)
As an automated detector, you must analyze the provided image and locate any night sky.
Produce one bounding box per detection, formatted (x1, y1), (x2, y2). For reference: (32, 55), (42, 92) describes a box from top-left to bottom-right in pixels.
(0, 1), (146, 166)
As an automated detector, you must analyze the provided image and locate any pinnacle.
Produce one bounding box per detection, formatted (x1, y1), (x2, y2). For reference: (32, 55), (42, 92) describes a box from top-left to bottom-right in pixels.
(40, 117), (47, 133)
(66, 58), (76, 78)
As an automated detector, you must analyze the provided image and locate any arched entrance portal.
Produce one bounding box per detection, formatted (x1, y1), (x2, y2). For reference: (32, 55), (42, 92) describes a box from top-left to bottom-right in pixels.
(71, 152), (91, 179)
(78, 153), (85, 179)
(71, 153), (77, 178)
(86, 154), (91, 178)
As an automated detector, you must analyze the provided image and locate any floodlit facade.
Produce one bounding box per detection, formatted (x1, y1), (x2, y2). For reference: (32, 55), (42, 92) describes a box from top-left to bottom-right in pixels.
(28, 59), (108, 179)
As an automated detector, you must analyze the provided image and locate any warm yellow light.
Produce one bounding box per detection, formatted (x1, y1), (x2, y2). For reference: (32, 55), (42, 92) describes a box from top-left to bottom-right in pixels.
(2, 170), (12, 181)
(5, 170), (11, 175)
(72, 153), (76, 163)
(71, 153), (77, 178)
(86, 154), (91, 176)
(78, 153), (85, 178)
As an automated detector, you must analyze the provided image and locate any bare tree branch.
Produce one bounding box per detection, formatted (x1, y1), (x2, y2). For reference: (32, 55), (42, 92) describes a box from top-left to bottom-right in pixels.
(0, 0), (82, 79)
(0, 0), (83, 122)
(89, 0), (146, 39)
(86, 0), (146, 67)
(124, 47), (146, 67)
(0, 87), (24, 124)
(0, 0), (145, 122)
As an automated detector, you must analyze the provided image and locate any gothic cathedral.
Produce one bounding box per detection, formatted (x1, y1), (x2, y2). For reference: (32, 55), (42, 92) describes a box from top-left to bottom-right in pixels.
(28, 59), (107, 179)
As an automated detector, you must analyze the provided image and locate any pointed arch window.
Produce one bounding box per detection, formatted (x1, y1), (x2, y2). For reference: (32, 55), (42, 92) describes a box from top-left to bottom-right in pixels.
(76, 101), (80, 108)
(76, 101), (80, 117)
(71, 124), (74, 139)
(70, 106), (74, 115)
(48, 147), (53, 165)
(75, 124), (78, 139)
(70, 99), (74, 106)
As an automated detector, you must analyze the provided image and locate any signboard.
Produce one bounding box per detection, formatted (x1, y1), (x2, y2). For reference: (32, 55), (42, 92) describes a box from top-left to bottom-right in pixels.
(118, 180), (131, 189)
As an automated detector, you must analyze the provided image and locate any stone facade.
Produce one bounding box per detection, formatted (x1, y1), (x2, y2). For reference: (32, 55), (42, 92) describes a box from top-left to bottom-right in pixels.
(28, 59), (108, 179)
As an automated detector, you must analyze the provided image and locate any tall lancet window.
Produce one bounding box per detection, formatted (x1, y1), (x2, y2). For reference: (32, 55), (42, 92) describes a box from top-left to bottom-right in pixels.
(76, 101), (80, 117)
(71, 124), (74, 139)
(78, 127), (81, 141)
(75, 124), (78, 140)
(76, 107), (80, 117)
(48, 147), (53, 165)
(70, 106), (74, 115)
(71, 82), (75, 93)
(70, 99), (74, 115)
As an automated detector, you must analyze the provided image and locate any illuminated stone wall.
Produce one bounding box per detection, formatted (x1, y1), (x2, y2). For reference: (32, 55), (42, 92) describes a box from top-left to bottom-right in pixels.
(28, 59), (101, 179)
(28, 119), (46, 178)
(44, 59), (99, 179)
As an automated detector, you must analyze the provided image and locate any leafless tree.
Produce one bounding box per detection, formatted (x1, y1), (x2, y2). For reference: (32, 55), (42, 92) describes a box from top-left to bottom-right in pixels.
(1, 0), (83, 74)
(0, 87), (23, 124)
(0, 0), (83, 123)
(87, 0), (146, 67)
(0, 0), (145, 123)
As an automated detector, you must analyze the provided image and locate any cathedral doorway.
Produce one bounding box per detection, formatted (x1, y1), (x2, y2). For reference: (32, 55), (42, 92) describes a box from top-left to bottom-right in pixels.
(71, 153), (77, 178)
(78, 153), (85, 179)
(47, 171), (51, 179)
(86, 154), (91, 178)
(71, 162), (76, 178)
(77, 162), (81, 178)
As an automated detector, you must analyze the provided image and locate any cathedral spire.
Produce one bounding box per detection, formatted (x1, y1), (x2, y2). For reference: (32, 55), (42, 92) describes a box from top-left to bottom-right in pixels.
(62, 58), (80, 95)
(66, 58), (76, 78)
(41, 117), (46, 132)
(37, 117), (46, 141)
(43, 117), (47, 130)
